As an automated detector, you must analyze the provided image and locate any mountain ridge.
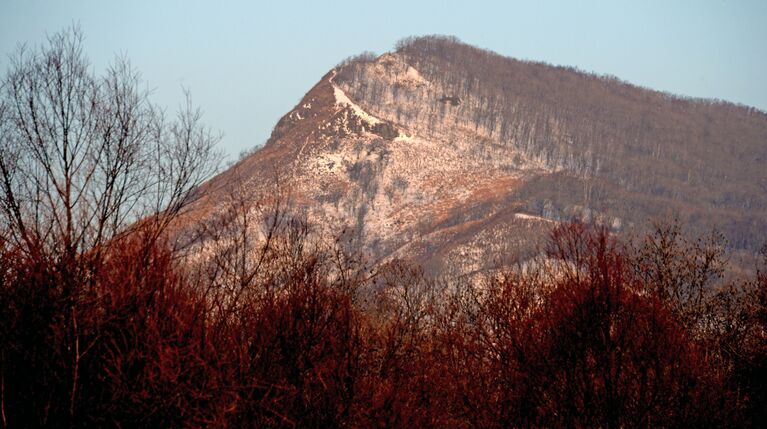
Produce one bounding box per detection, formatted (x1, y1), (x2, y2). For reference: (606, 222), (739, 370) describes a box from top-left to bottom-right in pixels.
(180, 35), (767, 275)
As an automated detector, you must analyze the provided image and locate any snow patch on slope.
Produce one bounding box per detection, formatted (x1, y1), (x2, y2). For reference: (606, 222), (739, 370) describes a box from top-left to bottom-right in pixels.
(332, 84), (382, 126)
(403, 65), (428, 86)
(515, 213), (554, 223)
(372, 53), (430, 88)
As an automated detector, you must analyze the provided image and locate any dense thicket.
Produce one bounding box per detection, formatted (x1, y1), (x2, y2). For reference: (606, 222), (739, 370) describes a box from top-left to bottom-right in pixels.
(1, 218), (765, 428)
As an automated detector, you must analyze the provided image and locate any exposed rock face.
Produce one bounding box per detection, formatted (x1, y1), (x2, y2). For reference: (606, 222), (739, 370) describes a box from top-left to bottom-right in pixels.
(183, 36), (767, 275)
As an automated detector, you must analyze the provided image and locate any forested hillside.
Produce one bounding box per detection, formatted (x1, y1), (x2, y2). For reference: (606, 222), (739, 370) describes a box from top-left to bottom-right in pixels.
(335, 36), (767, 251)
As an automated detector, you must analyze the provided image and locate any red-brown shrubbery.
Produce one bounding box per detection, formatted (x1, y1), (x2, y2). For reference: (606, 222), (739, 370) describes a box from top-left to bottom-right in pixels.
(0, 236), (221, 427)
(528, 224), (729, 427)
(2, 28), (764, 428)
(419, 223), (740, 428)
(1, 221), (765, 428)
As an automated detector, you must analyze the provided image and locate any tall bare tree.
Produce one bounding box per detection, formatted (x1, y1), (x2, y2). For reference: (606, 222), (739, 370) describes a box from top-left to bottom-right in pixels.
(0, 26), (220, 260)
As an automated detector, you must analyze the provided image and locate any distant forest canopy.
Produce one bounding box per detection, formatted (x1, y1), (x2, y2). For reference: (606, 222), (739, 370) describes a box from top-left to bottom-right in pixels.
(394, 35), (766, 112)
(334, 35), (767, 252)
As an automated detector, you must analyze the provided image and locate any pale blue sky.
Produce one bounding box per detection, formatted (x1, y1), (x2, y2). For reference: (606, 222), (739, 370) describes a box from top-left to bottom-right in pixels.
(1, 0), (765, 159)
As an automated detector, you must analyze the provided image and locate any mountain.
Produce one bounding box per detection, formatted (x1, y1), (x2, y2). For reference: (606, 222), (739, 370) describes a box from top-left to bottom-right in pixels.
(181, 35), (767, 276)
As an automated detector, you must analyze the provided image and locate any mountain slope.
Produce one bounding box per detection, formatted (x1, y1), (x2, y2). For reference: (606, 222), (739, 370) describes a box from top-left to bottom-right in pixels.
(183, 36), (767, 275)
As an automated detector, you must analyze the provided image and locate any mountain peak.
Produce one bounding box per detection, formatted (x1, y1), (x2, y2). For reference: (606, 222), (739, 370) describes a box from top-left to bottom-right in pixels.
(185, 37), (767, 275)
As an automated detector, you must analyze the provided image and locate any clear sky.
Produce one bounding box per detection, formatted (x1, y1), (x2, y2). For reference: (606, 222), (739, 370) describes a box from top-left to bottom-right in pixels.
(1, 0), (765, 159)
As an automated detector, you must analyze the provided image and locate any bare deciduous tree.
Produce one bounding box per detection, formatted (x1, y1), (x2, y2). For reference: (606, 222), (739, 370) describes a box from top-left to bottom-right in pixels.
(0, 26), (220, 260)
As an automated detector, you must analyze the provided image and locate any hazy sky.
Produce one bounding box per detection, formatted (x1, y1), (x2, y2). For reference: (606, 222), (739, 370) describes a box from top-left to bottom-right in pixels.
(1, 0), (765, 159)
